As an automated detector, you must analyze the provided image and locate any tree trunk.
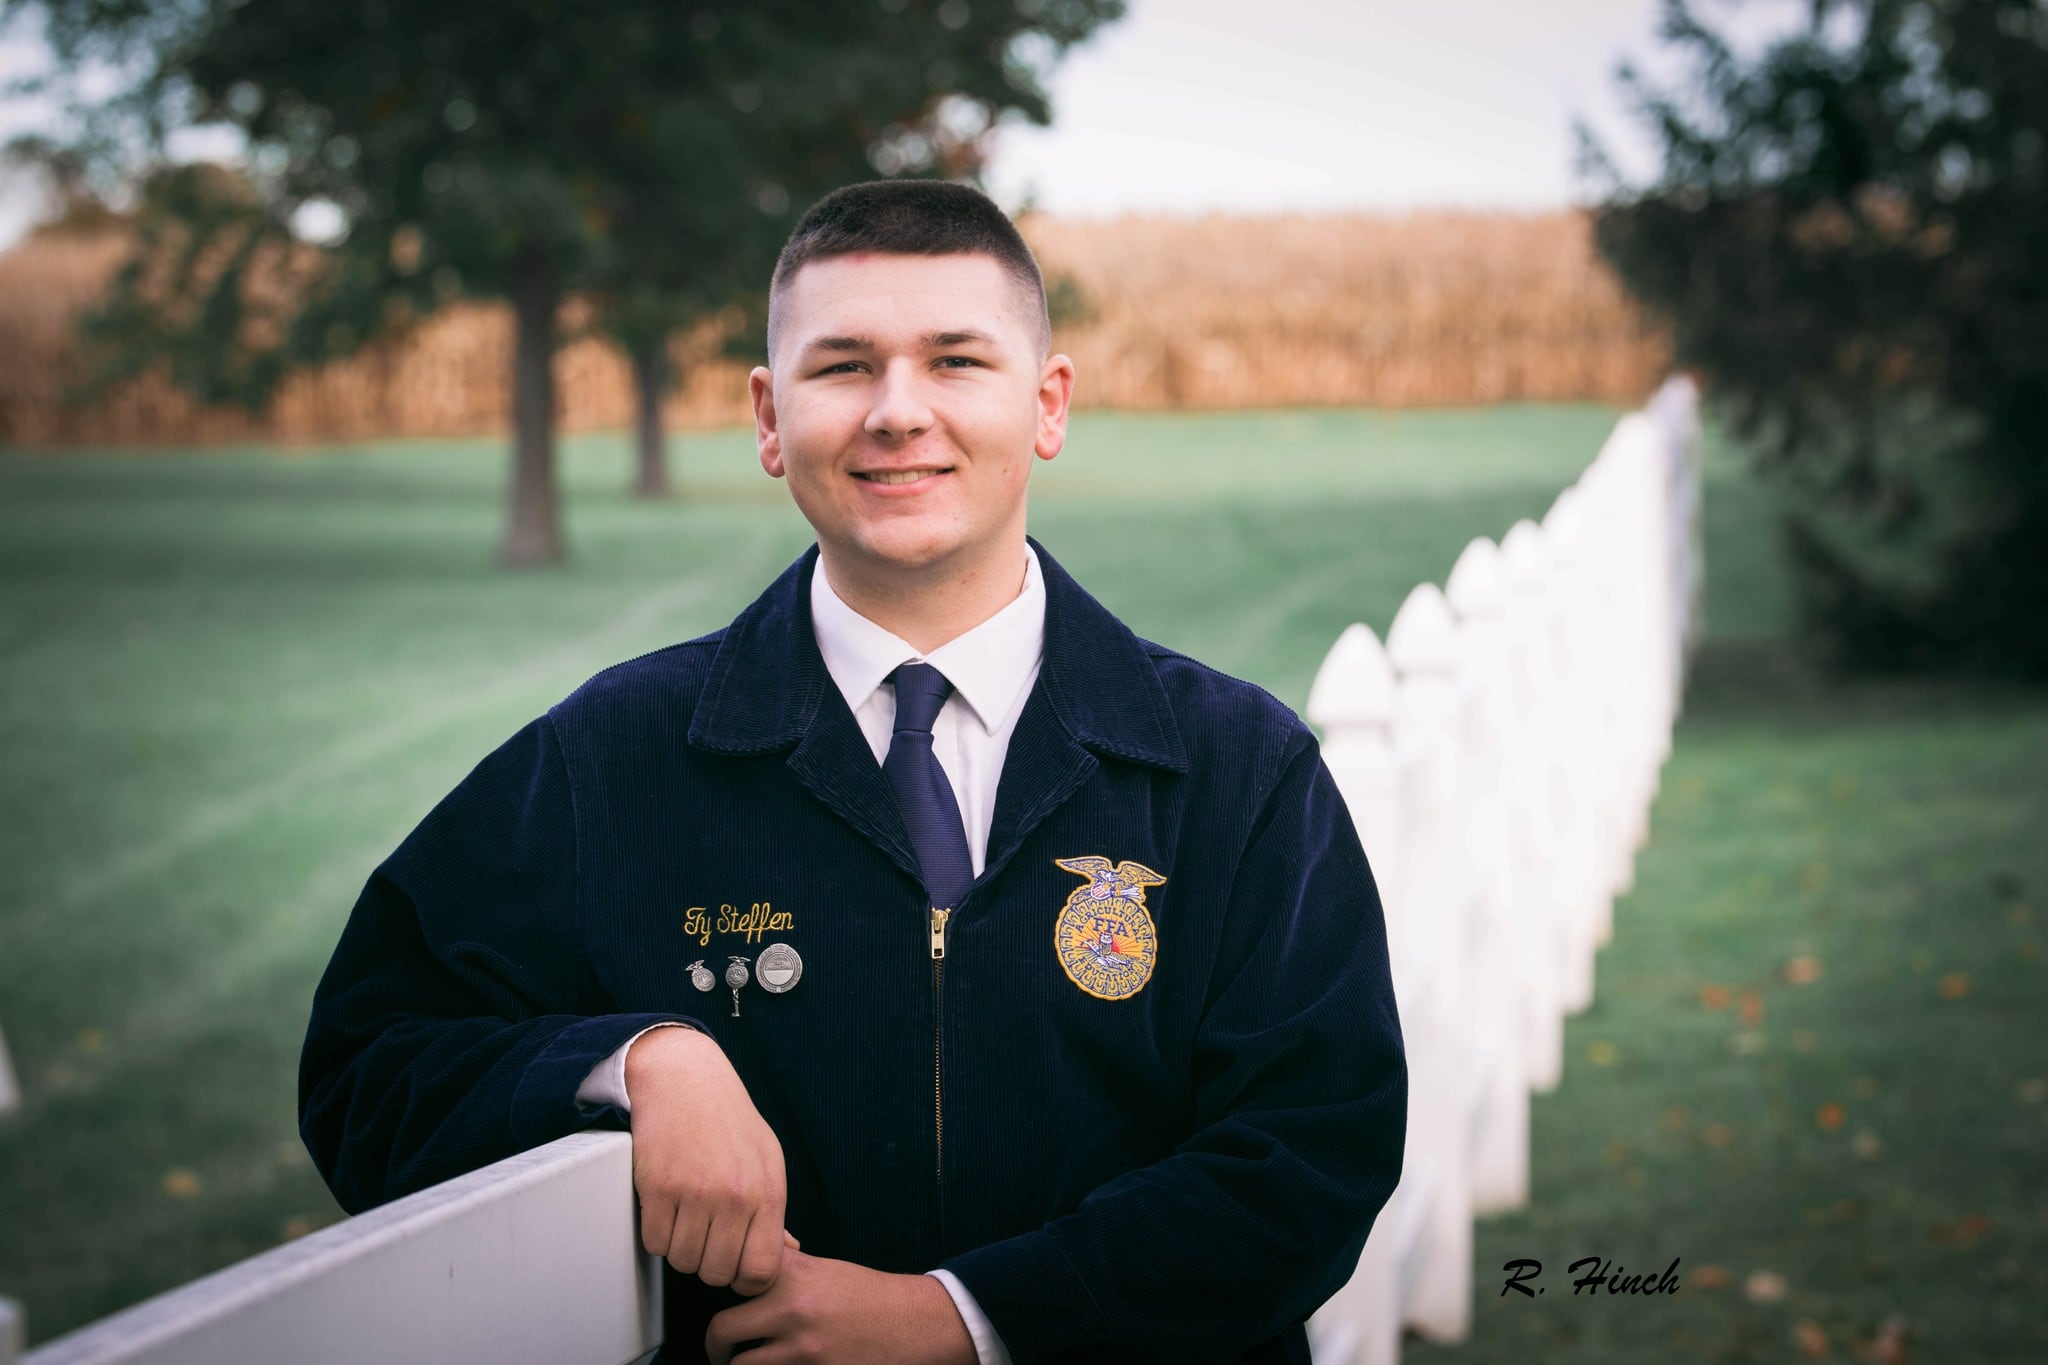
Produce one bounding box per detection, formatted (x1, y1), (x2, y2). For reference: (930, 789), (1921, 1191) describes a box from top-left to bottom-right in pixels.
(501, 249), (565, 567)
(629, 334), (673, 499)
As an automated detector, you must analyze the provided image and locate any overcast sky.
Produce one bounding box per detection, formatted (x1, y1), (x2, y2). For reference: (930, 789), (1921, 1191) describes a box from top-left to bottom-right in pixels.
(0, 0), (1812, 248)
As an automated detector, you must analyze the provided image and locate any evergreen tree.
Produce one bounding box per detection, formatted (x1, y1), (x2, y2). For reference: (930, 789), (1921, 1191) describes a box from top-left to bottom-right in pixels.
(1588, 0), (2048, 673)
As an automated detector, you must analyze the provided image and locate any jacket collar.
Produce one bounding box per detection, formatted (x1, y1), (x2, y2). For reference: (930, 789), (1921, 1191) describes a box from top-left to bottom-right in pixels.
(688, 535), (1188, 774)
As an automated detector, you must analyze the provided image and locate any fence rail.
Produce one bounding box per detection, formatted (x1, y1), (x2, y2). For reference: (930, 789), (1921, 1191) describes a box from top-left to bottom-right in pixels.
(12, 1134), (659, 1365)
(4, 378), (1700, 1363)
(1306, 375), (1702, 1363)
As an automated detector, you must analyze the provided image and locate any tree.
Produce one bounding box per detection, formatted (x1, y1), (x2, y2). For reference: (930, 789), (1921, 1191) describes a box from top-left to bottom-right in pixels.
(583, 2), (1121, 501)
(1585, 0), (2048, 674)
(11, 0), (1125, 559)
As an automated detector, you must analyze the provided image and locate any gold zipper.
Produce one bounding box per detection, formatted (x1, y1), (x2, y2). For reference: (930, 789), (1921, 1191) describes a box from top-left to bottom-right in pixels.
(930, 906), (950, 1183)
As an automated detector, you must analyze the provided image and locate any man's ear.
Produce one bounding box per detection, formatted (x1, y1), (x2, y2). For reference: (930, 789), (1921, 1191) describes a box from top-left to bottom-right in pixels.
(750, 366), (785, 478)
(1034, 353), (1076, 462)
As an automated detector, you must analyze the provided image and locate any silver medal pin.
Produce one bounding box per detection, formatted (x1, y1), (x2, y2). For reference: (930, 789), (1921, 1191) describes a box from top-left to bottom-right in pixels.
(725, 956), (751, 1017)
(756, 943), (803, 994)
(687, 960), (716, 993)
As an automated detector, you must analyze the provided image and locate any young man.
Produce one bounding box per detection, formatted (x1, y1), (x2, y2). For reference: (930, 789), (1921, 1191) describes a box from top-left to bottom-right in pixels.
(301, 180), (1406, 1365)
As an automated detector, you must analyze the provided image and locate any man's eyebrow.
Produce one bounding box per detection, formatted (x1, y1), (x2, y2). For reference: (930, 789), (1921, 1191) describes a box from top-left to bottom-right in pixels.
(801, 335), (874, 355)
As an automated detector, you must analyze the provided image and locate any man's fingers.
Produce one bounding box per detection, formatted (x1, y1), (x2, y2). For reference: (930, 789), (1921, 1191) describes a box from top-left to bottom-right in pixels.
(697, 1204), (750, 1288)
(639, 1193), (676, 1260)
(783, 1230), (801, 1250)
(665, 1203), (712, 1276)
(705, 1297), (778, 1365)
(732, 1206), (789, 1296)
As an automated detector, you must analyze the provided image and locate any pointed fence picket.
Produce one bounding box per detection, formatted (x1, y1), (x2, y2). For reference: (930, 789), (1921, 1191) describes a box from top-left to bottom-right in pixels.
(1307, 376), (1701, 1364)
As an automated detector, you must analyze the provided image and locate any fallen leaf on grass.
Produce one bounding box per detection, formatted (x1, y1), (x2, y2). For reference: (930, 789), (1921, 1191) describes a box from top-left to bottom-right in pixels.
(1794, 1319), (1831, 1357)
(1588, 1040), (1617, 1066)
(162, 1168), (201, 1198)
(1783, 955), (1823, 985)
(1740, 990), (1766, 1025)
(1929, 1213), (1992, 1249)
(1817, 1102), (1846, 1132)
(1700, 984), (1730, 1010)
(77, 1027), (105, 1052)
(1701, 1123), (1733, 1149)
(281, 1216), (316, 1240)
(1853, 1131), (1882, 1159)
(1856, 1313), (1909, 1364)
(1692, 1265), (1730, 1289)
(1665, 1105), (1692, 1131)
(1937, 972), (1972, 1000)
(1745, 1270), (1788, 1303)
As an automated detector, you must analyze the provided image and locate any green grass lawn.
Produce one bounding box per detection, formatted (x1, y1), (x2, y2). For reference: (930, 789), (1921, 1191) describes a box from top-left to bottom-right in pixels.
(1, 404), (2042, 1359)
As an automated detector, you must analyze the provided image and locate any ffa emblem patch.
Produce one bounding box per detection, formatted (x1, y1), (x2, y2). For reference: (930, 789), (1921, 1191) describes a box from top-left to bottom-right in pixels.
(1054, 856), (1167, 1001)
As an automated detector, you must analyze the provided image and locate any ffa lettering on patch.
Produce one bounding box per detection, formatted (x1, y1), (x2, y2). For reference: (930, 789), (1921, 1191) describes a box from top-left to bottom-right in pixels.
(1054, 856), (1167, 1001)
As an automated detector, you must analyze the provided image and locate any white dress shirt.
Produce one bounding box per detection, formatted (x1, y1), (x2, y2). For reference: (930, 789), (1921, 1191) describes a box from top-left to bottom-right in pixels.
(576, 542), (1043, 1365)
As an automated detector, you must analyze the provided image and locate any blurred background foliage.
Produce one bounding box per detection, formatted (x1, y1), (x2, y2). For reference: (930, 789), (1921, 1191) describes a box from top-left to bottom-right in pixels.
(1588, 0), (2048, 677)
(3, 0), (1125, 561)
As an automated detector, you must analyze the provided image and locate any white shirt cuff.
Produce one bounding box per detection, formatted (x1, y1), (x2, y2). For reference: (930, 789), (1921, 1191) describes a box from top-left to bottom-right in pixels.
(573, 1021), (693, 1114)
(926, 1268), (1013, 1365)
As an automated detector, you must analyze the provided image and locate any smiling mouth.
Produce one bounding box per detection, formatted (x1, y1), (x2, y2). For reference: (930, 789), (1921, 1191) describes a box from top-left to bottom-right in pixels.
(854, 468), (951, 485)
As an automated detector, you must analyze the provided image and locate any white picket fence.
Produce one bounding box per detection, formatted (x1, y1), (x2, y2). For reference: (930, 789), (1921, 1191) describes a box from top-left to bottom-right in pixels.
(4, 378), (1702, 1364)
(11, 1133), (661, 1365)
(1306, 375), (1703, 1364)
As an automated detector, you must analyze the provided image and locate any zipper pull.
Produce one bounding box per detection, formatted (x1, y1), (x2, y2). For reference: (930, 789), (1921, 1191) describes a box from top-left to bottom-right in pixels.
(929, 906), (951, 961)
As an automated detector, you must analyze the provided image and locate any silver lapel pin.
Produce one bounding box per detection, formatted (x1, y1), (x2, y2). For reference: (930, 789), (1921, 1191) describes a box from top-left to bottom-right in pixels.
(756, 943), (803, 994)
(725, 956), (751, 1017)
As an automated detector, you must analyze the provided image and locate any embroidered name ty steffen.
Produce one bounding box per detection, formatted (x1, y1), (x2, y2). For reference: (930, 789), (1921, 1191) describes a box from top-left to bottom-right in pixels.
(683, 902), (794, 947)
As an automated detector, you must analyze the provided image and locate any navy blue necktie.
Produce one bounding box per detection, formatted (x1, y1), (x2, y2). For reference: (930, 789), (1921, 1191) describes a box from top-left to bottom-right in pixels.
(884, 662), (974, 910)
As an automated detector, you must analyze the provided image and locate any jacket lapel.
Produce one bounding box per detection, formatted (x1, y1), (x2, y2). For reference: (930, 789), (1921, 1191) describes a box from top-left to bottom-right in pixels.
(972, 537), (1189, 899)
(688, 545), (923, 887)
(686, 536), (1191, 899)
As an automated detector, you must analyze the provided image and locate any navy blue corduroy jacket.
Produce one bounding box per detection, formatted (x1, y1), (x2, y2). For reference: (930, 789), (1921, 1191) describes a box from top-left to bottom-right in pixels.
(300, 536), (1407, 1364)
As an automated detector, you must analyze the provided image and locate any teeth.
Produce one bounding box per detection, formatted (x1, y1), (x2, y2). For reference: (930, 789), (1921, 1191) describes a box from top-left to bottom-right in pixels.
(864, 469), (942, 485)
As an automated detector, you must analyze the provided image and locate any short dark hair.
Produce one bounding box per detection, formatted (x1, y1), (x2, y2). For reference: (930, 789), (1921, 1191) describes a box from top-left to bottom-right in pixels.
(767, 179), (1050, 363)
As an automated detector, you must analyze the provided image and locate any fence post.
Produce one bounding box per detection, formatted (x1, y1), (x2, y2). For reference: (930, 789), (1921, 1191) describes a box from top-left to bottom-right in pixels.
(1305, 623), (1404, 1365)
(1496, 521), (1569, 1093)
(1442, 537), (1531, 1216)
(1384, 583), (1474, 1345)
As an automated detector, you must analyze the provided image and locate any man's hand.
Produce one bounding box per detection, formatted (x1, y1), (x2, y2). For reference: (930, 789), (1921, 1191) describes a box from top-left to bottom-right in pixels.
(625, 1025), (790, 1294)
(705, 1249), (977, 1365)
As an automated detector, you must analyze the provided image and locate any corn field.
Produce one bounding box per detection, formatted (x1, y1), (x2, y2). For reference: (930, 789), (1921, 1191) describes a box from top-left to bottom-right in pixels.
(0, 210), (1668, 449)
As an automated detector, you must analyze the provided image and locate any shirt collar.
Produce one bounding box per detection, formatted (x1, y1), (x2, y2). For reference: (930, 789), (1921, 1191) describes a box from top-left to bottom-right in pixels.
(689, 535), (1187, 773)
(809, 543), (1046, 735)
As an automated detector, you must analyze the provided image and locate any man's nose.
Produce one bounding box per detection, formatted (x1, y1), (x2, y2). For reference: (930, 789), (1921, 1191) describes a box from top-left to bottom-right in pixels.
(864, 359), (933, 443)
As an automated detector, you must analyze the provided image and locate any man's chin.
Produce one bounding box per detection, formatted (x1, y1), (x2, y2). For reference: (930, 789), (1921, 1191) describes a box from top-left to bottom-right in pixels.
(837, 525), (970, 576)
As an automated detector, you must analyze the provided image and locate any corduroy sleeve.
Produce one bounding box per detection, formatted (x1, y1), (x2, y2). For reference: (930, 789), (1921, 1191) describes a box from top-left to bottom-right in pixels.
(939, 733), (1408, 1363)
(298, 713), (701, 1214)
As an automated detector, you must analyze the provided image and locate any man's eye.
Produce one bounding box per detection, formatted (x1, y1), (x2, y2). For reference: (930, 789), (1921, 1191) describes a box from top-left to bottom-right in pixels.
(820, 362), (866, 374)
(937, 356), (982, 369)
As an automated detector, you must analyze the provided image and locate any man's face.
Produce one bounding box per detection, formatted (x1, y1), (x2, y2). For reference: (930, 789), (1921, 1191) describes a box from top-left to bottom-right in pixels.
(750, 251), (1073, 578)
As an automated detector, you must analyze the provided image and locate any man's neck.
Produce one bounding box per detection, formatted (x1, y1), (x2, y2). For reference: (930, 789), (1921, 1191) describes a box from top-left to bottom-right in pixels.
(818, 536), (1031, 655)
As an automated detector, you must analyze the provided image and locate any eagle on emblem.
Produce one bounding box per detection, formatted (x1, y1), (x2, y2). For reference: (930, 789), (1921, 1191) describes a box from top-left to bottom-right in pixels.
(1053, 855), (1167, 907)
